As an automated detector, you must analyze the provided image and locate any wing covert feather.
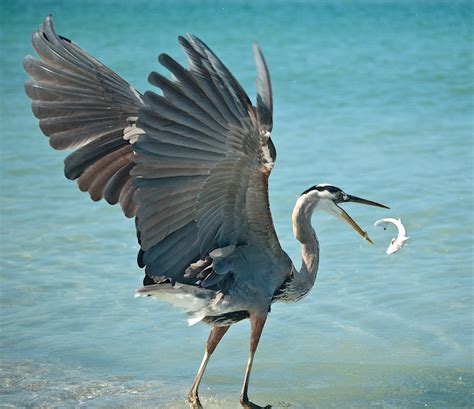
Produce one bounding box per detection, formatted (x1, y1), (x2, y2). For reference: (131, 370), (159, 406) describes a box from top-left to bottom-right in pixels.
(134, 35), (287, 285)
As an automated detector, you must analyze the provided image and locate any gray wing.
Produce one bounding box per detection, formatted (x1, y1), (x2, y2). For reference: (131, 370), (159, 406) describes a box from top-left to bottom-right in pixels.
(24, 16), (144, 217)
(134, 35), (291, 293)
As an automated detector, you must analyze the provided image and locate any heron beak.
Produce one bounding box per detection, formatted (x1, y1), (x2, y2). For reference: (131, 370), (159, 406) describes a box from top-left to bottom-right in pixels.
(335, 204), (374, 244)
(335, 195), (388, 244)
(345, 194), (390, 209)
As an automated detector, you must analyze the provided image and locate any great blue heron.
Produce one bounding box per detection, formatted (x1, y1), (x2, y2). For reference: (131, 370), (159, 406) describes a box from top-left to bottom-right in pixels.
(25, 16), (389, 408)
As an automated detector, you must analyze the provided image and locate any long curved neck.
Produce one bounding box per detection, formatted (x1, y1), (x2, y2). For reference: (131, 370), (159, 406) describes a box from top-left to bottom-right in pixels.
(284, 194), (320, 301)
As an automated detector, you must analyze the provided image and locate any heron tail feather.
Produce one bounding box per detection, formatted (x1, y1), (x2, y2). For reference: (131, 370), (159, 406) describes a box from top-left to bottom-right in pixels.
(135, 282), (214, 325)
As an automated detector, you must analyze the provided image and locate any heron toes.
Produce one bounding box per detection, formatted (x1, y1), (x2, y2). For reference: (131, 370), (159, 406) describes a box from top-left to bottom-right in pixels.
(242, 404), (271, 409)
(188, 390), (271, 409)
(188, 400), (203, 409)
(187, 393), (203, 409)
(240, 397), (272, 409)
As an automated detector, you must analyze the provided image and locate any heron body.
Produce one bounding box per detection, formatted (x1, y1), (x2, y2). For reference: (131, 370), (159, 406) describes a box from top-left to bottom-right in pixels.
(25, 16), (388, 408)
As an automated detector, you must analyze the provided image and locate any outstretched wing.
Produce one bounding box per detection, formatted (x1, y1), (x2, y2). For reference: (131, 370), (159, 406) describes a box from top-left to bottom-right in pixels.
(134, 35), (289, 289)
(24, 16), (144, 217)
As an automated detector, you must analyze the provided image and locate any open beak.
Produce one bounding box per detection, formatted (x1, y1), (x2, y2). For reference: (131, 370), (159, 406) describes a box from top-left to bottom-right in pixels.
(336, 195), (389, 244)
(345, 194), (390, 209)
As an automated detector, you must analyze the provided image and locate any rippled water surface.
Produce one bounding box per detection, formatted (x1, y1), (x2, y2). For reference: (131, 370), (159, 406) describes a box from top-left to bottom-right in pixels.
(1, 1), (473, 407)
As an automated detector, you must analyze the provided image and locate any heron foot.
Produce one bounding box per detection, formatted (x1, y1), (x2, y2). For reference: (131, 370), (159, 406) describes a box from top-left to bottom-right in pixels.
(187, 392), (203, 409)
(240, 395), (271, 409)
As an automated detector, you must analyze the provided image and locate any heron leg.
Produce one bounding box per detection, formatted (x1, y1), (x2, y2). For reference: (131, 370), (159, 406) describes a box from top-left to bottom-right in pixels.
(240, 315), (271, 409)
(187, 325), (230, 409)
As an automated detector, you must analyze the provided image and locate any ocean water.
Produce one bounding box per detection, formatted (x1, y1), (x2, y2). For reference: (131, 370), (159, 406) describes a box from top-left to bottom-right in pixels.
(1, 0), (472, 408)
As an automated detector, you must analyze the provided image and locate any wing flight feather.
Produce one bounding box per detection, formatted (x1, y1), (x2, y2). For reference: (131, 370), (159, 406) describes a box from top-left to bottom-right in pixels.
(24, 16), (144, 217)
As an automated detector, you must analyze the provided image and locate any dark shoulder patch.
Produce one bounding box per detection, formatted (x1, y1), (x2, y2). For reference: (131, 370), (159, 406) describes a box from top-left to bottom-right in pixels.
(59, 35), (72, 43)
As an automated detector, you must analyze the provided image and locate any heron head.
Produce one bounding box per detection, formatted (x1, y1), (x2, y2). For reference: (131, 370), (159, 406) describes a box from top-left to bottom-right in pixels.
(301, 184), (389, 244)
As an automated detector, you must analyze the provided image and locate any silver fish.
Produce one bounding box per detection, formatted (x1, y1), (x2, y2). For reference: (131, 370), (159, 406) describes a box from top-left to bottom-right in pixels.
(374, 218), (410, 255)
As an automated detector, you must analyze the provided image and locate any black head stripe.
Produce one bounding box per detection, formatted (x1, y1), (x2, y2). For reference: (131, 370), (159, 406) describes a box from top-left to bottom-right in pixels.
(321, 185), (342, 194)
(301, 185), (318, 195)
(301, 184), (342, 196)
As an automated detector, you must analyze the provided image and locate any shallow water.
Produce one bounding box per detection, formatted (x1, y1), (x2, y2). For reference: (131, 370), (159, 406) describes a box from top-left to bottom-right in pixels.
(1, 0), (473, 407)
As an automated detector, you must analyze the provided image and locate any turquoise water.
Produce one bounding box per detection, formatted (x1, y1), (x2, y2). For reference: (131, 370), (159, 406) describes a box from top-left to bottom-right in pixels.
(1, 0), (473, 407)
